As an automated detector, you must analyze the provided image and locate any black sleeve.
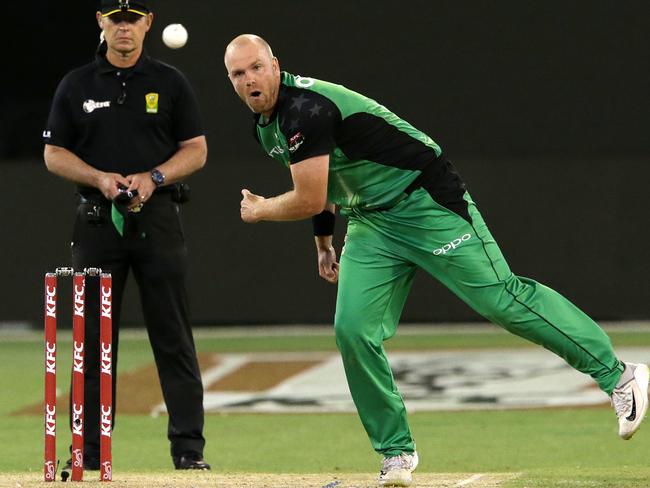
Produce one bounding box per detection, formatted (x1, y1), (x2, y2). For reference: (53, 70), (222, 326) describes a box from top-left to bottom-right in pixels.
(171, 69), (204, 141)
(43, 74), (77, 149)
(279, 90), (340, 164)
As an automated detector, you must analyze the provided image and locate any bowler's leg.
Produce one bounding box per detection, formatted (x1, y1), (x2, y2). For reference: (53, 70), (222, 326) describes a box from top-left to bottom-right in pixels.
(416, 194), (623, 394)
(335, 219), (417, 456)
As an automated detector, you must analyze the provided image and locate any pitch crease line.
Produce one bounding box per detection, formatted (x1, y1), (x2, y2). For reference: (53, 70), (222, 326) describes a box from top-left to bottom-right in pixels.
(455, 473), (484, 486)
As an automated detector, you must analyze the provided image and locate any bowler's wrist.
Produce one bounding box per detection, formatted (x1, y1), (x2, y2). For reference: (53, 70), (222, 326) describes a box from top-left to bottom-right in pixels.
(315, 235), (334, 252)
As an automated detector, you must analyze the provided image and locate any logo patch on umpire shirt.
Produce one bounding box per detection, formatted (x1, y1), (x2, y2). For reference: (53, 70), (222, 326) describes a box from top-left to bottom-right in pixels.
(83, 100), (111, 113)
(288, 132), (305, 153)
(145, 93), (159, 113)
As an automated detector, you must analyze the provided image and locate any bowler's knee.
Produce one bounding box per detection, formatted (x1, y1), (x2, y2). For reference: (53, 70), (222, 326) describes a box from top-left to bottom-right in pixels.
(471, 276), (536, 326)
(334, 316), (380, 357)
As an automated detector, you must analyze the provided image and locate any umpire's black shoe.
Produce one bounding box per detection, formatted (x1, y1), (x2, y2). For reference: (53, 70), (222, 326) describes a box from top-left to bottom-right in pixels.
(173, 453), (211, 470)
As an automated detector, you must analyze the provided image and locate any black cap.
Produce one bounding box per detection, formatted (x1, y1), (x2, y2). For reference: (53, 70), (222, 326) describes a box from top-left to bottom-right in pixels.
(100, 0), (150, 17)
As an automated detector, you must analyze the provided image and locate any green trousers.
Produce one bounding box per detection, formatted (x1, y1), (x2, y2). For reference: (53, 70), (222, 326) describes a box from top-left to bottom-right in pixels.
(335, 189), (623, 457)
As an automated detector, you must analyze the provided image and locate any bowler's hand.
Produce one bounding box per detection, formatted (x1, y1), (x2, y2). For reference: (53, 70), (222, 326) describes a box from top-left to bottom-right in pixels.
(317, 246), (340, 284)
(240, 189), (264, 223)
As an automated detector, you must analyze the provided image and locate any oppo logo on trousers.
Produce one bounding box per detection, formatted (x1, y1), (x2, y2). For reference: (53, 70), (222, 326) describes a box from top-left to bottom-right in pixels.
(433, 233), (472, 255)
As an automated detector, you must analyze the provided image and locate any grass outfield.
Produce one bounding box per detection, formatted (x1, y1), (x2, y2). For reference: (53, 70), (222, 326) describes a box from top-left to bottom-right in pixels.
(2, 325), (650, 487)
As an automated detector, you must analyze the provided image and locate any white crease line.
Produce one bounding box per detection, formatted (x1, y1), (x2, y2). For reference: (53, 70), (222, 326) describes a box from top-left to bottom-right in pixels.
(455, 473), (484, 486)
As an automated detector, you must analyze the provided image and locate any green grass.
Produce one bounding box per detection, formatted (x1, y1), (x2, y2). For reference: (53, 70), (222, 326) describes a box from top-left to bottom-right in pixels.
(2, 327), (650, 486)
(5, 408), (650, 487)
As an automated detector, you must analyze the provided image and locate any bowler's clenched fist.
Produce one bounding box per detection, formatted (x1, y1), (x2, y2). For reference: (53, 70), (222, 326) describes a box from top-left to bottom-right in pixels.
(240, 189), (264, 223)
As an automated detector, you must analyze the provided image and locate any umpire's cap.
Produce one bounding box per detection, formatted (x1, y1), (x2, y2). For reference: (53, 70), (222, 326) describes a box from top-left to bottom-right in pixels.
(100, 0), (151, 17)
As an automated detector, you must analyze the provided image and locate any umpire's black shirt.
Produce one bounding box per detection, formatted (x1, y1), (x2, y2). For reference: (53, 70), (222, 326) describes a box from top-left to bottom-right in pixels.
(43, 43), (203, 176)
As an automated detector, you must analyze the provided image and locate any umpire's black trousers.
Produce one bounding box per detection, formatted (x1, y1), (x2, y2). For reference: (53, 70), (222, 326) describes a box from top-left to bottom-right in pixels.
(70, 190), (205, 461)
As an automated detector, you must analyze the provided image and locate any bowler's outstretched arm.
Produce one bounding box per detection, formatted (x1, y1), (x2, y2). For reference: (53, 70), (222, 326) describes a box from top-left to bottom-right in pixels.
(240, 154), (329, 222)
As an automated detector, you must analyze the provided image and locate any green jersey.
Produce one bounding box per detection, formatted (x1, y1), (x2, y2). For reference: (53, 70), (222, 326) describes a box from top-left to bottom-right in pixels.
(254, 72), (465, 214)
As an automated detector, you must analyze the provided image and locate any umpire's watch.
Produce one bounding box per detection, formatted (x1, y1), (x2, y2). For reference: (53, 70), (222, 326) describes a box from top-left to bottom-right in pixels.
(150, 168), (165, 187)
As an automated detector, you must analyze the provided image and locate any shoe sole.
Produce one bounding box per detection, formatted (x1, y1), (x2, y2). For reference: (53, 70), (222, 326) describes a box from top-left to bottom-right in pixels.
(378, 471), (412, 487)
(620, 363), (649, 440)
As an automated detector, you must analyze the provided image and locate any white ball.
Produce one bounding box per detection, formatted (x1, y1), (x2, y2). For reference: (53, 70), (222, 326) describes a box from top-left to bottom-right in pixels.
(162, 24), (188, 49)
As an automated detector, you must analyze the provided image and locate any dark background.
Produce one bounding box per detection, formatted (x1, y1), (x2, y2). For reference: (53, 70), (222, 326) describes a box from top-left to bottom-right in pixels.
(1, 0), (648, 327)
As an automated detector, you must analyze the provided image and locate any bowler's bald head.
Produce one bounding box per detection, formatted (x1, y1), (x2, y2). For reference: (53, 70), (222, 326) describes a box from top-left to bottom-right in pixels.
(224, 34), (281, 118)
(224, 34), (274, 65)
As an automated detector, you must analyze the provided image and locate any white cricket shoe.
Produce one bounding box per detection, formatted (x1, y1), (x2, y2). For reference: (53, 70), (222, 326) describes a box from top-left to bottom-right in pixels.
(378, 451), (419, 487)
(611, 362), (649, 440)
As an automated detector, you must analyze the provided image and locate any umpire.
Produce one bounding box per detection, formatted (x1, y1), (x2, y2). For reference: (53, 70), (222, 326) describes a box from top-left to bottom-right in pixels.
(43, 0), (209, 472)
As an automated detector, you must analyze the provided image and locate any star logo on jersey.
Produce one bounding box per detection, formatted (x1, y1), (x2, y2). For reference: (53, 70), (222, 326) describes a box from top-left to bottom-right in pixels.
(290, 94), (309, 111)
(309, 103), (323, 117)
(288, 132), (305, 153)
